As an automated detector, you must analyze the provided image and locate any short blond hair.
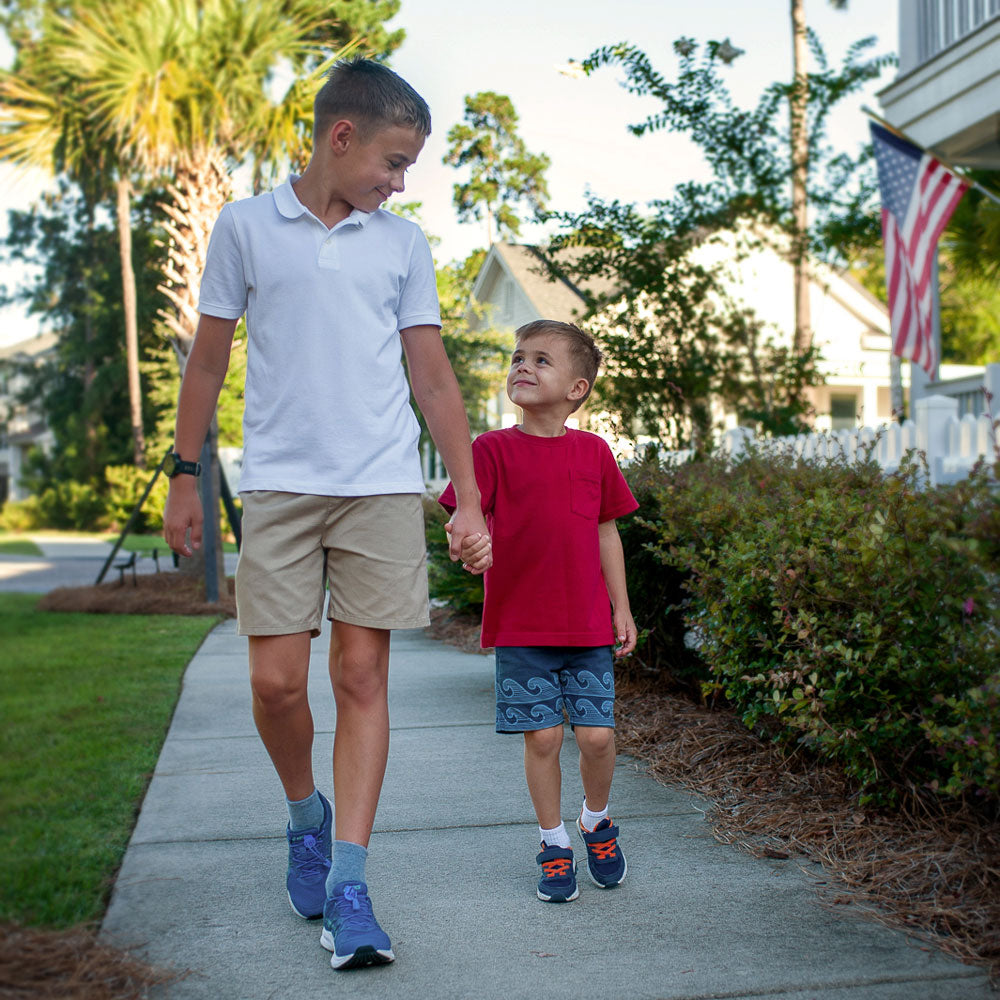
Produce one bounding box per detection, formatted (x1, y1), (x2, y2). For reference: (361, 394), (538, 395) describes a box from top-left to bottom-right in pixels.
(514, 320), (602, 411)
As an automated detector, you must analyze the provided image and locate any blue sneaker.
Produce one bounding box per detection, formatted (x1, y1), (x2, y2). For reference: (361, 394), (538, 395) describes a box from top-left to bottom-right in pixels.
(576, 815), (627, 888)
(320, 881), (394, 969)
(535, 843), (579, 902)
(285, 792), (332, 919)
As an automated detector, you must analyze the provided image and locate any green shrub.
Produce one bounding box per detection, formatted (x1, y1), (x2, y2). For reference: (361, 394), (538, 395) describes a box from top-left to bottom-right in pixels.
(0, 496), (45, 531)
(423, 496), (484, 617)
(636, 449), (1000, 806)
(619, 452), (699, 687)
(33, 481), (106, 531)
(104, 464), (169, 533)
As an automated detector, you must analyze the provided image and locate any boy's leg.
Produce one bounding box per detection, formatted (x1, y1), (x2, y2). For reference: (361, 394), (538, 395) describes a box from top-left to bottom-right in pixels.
(319, 620), (396, 969)
(574, 725), (627, 888)
(327, 620), (391, 848)
(575, 725), (616, 815)
(249, 631), (332, 918)
(525, 725), (579, 903)
(249, 632), (316, 801)
(523, 725), (564, 831)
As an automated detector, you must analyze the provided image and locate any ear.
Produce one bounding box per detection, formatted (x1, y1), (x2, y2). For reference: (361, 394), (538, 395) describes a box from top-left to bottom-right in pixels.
(567, 377), (589, 402)
(328, 119), (355, 155)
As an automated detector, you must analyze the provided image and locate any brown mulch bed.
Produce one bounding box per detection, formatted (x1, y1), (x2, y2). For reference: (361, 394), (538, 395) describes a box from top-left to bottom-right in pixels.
(426, 611), (1000, 987)
(37, 571), (236, 617)
(0, 923), (181, 1000)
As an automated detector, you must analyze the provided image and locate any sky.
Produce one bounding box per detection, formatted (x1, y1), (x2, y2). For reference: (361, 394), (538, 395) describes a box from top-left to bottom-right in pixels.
(0, 0), (898, 348)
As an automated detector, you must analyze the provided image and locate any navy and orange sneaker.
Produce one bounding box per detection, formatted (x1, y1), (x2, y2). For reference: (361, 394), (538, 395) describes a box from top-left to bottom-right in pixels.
(576, 815), (627, 888)
(535, 843), (579, 902)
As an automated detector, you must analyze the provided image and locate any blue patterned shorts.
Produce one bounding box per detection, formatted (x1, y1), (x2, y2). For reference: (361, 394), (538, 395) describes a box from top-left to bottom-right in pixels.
(494, 646), (615, 733)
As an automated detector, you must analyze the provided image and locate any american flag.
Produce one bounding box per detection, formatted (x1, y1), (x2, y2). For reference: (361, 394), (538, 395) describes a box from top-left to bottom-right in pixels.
(870, 122), (968, 377)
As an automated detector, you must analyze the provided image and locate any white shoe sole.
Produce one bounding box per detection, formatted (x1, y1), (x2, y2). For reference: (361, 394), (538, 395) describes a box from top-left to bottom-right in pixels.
(320, 927), (394, 969)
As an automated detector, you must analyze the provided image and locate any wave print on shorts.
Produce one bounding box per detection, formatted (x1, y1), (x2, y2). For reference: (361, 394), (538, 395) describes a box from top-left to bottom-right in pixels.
(497, 674), (560, 702)
(564, 697), (615, 725)
(561, 670), (614, 698)
(499, 702), (561, 727)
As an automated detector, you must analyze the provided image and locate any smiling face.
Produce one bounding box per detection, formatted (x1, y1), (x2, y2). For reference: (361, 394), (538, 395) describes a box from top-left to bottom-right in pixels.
(506, 332), (590, 414)
(333, 122), (425, 213)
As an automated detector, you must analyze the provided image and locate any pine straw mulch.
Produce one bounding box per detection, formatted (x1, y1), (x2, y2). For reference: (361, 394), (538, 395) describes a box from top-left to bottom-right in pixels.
(0, 923), (182, 1000)
(37, 571), (236, 618)
(426, 611), (1000, 988)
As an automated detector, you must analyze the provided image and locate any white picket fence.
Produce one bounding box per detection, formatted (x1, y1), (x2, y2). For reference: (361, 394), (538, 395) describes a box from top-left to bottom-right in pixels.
(723, 392), (998, 486)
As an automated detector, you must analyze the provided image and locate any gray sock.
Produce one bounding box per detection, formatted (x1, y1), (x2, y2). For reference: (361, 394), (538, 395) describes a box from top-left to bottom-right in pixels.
(286, 789), (324, 831)
(326, 840), (368, 895)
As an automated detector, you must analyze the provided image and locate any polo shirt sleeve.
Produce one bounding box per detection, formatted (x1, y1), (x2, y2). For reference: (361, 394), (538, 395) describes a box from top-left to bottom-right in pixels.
(397, 227), (442, 331)
(438, 433), (497, 516)
(198, 204), (249, 320)
(598, 441), (639, 522)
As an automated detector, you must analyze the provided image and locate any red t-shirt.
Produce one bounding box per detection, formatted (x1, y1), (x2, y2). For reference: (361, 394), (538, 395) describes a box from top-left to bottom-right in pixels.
(439, 427), (638, 648)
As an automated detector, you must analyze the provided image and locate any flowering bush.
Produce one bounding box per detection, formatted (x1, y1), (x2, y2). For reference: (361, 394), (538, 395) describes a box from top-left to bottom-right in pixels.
(622, 450), (1000, 806)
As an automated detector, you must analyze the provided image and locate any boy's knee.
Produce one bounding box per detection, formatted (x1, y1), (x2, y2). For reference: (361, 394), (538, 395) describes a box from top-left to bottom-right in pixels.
(250, 667), (306, 710)
(524, 725), (563, 756)
(575, 725), (615, 755)
(331, 659), (388, 707)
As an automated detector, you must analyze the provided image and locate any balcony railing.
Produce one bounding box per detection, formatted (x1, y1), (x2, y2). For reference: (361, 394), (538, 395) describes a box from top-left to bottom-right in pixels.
(916, 0), (1000, 64)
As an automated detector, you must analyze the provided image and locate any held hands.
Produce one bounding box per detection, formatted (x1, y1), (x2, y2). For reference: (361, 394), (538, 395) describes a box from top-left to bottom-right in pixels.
(612, 606), (638, 658)
(444, 520), (492, 575)
(163, 478), (204, 558)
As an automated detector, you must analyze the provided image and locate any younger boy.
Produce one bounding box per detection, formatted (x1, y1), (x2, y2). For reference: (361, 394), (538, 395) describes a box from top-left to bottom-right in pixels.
(439, 320), (637, 902)
(164, 58), (488, 970)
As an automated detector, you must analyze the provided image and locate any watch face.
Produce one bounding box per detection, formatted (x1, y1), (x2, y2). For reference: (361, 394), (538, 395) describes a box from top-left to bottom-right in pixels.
(164, 453), (178, 477)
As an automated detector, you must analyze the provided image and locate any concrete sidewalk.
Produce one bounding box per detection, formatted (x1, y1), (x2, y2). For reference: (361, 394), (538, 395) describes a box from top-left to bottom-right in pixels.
(101, 621), (993, 1000)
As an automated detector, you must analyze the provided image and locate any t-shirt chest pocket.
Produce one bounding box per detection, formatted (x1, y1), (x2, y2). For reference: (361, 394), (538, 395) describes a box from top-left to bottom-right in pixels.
(570, 469), (600, 518)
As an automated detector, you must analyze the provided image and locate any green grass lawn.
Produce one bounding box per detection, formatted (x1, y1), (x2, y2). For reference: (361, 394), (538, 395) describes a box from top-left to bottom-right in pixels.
(0, 594), (221, 927)
(0, 529), (235, 555)
(0, 534), (44, 556)
(119, 533), (237, 554)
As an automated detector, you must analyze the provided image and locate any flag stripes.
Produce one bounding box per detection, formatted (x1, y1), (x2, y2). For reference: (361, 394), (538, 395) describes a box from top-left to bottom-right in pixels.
(871, 122), (968, 378)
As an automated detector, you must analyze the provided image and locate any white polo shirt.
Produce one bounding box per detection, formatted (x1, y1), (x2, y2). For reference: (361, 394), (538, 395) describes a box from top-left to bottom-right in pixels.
(198, 177), (441, 496)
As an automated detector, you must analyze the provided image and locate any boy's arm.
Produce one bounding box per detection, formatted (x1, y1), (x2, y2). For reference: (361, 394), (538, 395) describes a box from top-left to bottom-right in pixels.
(598, 519), (637, 657)
(163, 314), (239, 557)
(401, 325), (490, 569)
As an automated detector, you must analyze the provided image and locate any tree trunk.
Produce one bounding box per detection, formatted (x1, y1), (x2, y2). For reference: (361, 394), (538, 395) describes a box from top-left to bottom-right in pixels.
(157, 146), (232, 365)
(116, 174), (146, 467)
(157, 147), (232, 588)
(790, 0), (812, 355)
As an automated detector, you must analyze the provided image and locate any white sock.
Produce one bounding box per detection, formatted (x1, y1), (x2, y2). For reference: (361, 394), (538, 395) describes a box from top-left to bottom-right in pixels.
(539, 822), (571, 848)
(581, 799), (609, 832)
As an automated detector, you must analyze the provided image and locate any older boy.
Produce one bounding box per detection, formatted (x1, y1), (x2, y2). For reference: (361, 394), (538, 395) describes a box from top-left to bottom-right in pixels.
(440, 320), (637, 903)
(164, 58), (488, 970)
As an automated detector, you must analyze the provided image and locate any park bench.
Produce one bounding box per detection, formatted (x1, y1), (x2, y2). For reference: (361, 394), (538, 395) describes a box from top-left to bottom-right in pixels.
(114, 551), (138, 586)
(113, 547), (176, 585)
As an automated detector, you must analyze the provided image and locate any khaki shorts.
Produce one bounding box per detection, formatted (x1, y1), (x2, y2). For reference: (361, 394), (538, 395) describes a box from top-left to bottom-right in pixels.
(236, 491), (429, 636)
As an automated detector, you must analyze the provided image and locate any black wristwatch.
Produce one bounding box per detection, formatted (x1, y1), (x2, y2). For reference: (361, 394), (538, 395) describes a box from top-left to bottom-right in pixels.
(164, 451), (202, 478)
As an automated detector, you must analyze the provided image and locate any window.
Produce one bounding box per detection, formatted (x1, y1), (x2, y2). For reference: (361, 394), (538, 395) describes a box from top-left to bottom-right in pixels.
(830, 394), (858, 431)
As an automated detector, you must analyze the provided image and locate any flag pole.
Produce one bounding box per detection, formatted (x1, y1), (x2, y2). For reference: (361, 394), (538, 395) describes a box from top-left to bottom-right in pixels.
(862, 105), (1000, 207)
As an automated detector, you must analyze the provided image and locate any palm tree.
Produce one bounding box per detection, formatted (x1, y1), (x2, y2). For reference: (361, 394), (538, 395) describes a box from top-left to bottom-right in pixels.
(0, 0), (400, 463)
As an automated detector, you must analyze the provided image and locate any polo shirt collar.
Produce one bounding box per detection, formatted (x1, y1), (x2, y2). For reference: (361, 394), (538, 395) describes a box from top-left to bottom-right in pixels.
(273, 176), (376, 229)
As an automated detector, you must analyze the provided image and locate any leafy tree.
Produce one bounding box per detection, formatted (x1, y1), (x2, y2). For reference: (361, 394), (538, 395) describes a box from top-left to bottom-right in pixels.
(575, 34), (892, 267)
(444, 91), (550, 245)
(1, 182), (169, 492)
(544, 202), (820, 450)
(0, 0), (401, 468)
(533, 33), (892, 447)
